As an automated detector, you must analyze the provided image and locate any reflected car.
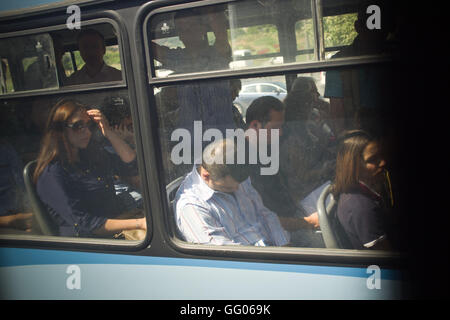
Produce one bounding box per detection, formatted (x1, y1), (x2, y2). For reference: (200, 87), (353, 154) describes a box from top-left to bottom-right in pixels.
(233, 82), (287, 118)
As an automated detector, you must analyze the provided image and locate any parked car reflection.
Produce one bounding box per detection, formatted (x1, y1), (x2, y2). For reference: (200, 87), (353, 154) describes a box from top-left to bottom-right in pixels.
(233, 82), (287, 119)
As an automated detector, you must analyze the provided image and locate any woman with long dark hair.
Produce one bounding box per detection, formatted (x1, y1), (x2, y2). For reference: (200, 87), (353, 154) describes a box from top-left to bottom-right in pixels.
(332, 130), (393, 250)
(34, 99), (146, 238)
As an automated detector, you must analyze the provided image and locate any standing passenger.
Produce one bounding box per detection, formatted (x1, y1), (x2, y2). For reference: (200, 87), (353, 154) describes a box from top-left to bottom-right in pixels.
(151, 7), (235, 161)
(67, 29), (122, 85)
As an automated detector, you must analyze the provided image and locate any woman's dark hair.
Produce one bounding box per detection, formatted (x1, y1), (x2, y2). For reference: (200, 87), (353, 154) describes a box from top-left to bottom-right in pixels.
(332, 129), (374, 195)
(33, 99), (87, 183)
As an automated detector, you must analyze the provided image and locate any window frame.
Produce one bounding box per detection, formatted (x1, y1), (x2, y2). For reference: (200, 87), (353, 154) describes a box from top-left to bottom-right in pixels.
(137, 0), (405, 269)
(0, 8), (153, 252)
(0, 17), (127, 99)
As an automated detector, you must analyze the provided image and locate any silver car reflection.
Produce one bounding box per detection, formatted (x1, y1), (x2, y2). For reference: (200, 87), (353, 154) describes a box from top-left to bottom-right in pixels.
(233, 82), (287, 119)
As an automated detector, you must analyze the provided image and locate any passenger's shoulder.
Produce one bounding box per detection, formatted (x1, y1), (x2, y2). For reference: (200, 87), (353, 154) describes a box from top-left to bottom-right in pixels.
(41, 161), (71, 179)
(338, 192), (378, 213)
(104, 64), (122, 75)
(36, 161), (66, 188)
(66, 69), (82, 84)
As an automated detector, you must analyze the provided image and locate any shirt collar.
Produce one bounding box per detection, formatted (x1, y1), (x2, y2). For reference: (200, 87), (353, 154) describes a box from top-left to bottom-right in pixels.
(358, 180), (382, 200)
(191, 165), (216, 201)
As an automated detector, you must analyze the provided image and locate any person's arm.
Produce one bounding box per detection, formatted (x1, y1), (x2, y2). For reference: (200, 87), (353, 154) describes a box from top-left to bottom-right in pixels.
(38, 164), (145, 237)
(278, 216), (312, 232)
(37, 164), (109, 235)
(351, 197), (390, 250)
(93, 217), (146, 236)
(370, 237), (392, 250)
(243, 180), (290, 246)
(0, 213), (33, 231)
(87, 109), (136, 163)
(176, 204), (239, 245)
(278, 211), (320, 231)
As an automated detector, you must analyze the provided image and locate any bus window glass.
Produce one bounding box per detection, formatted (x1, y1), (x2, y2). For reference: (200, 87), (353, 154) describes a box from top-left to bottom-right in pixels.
(0, 23), (123, 94)
(1, 58), (14, 93)
(321, 0), (396, 60)
(153, 60), (399, 250)
(148, 0), (315, 77)
(323, 13), (358, 59)
(228, 24), (280, 69)
(0, 89), (147, 241)
(295, 18), (314, 62)
(0, 33), (58, 93)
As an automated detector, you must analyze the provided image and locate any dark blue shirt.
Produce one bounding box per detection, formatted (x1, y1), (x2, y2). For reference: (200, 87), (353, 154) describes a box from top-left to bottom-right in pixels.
(336, 184), (387, 249)
(36, 149), (138, 237)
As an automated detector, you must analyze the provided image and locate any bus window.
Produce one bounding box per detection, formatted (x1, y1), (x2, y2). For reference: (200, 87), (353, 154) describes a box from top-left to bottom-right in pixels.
(0, 33), (59, 93)
(322, 0), (396, 60)
(323, 12), (358, 59)
(148, 0), (315, 77)
(0, 89), (147, 240)
(0, 22), (123, 94)
(228, 24), (280, 69)
(1, 58), (14, 93)
(153, 61), (399, 250)
(295, 18), (315, 62)
(144, 0), (401, 251)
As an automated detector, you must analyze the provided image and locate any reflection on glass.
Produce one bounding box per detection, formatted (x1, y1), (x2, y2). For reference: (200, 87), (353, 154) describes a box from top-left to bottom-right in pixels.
(0, 90), (146, 240)
(322, 1), (396, 60)
(149, 0), (314, 77)
(154, 68), (397, 250)
(0, 33), (59, 94)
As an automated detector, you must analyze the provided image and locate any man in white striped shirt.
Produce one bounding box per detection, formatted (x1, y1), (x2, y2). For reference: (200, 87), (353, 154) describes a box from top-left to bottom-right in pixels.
(174, 138), (290, 246)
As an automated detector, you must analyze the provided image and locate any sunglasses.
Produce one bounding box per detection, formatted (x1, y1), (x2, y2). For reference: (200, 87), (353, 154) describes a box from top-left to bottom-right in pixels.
(66, 120), (97, 132)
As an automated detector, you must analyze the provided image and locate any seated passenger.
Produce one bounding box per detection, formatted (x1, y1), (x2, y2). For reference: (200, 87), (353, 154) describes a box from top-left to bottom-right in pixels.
(174, 138), (289, 246)
(101, 96), (142, 212)
(0, 140), (33, 233)
(66, 29), (122, 85)
(245, 96), (322, 247)
(34, 99), (146, 238)
(332, 130), (393, 250)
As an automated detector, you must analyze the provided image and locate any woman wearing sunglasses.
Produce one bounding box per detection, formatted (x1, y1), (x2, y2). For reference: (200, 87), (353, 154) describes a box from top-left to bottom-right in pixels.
(332, 130), (393, 250)
(33, 99), (146, 238)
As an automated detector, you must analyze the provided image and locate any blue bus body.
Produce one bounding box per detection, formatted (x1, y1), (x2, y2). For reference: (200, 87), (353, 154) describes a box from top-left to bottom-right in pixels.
(0, 247), (405, 299)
